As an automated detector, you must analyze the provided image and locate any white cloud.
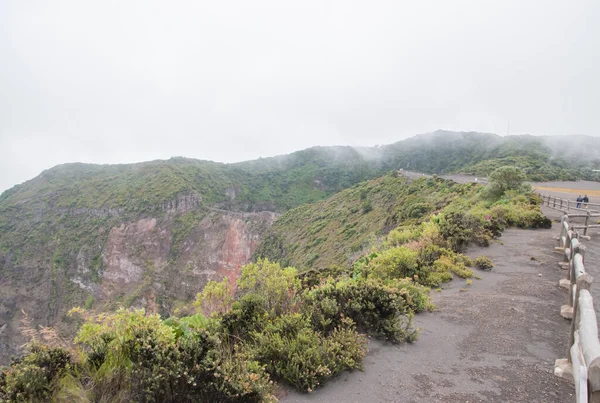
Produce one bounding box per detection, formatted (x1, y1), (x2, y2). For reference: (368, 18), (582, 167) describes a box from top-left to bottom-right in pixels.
(1, 0), (599, 192)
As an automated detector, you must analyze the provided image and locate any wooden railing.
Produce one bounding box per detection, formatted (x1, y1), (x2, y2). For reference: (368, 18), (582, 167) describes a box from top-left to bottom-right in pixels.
(555, 214), (600, 402)
(540, 194), (600, 236)
(540, 194), (600, 213)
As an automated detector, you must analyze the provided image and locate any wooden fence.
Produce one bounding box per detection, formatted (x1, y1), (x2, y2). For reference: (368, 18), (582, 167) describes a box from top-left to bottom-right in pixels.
(540, 194), (600, 236)
(555, 214), (600, 402)
(540, 194), (600, 213)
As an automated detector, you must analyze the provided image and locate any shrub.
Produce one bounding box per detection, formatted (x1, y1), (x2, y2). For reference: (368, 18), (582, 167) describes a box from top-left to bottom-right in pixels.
(414, 244), (473, 286)
(66, 308), (276, 402)
(0, 344), (72, 402)
(485, 166), (531, 199)
(238, 259), (301, 316)
(324, 318), (368, 374)
(474, 256), (494, 271)
(362, 199), (373, 214)
(386, 226), (420, 247)
(220, 293), (269, 341)
(419, 219), (443, 245)
(211, 351), (276, 402)
(248, 313), (366, 392)
(368, 247), (419, 280)
(438, 211), (492, 252)
(479, 202), (551, 232)
(404, 202), (433, 219)
(299, 265), (349, 287)
(425, 271), (454, 287)
(459, 255), (473, 267)
(302, 278), (429, 342)
(433, 255), (473, 279)
(194, 277), (235, 317)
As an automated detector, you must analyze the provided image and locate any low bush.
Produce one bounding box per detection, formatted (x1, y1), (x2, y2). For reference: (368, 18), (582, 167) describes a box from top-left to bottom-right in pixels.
(474, 256), (494, 271)
(404, 202), (433, 219)
(194, 277), (235, 317)
(433, 255), (473, 279)
(302, 278), (430, 342)
(386, 226), (420, 247)
(299, 265), (350, 287)
(237, 259), (301, 316)
(438, 211), (493, 252)
(485, 166), (531, 199)
(248, 314), (366, 392)
(220, 293), (269, 342)
(488, 203), (551, 229)
(367, 247), (419, 280)
(0, 344), (72, 402)
(65, 308), (276, 402)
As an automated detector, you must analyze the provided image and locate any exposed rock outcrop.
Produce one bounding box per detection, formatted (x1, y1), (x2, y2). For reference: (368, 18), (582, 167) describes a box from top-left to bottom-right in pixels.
(0, 193), (277, 364)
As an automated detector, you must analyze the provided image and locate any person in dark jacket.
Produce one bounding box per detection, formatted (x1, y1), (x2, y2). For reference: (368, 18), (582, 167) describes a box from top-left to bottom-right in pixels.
(583, 195), (589, 208)
(577, 195), (583, 208)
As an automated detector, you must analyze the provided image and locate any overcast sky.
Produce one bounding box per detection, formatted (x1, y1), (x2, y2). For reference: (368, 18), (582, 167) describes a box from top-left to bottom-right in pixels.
(1, 1), (599, 193)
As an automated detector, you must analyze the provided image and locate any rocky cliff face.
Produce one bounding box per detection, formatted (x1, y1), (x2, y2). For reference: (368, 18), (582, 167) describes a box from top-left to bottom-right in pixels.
(0, 195), (277, 364)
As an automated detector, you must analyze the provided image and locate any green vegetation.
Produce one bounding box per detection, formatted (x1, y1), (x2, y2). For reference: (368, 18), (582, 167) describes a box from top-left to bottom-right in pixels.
(1, 258), (430, 401)
(0, 344), (72, 402)
(0, 159), (556, 401)
(485, 166), (531, 199)
(474, 256), (494, 271)
(255, 175), (475, 270)
(256, 171), (549, 289)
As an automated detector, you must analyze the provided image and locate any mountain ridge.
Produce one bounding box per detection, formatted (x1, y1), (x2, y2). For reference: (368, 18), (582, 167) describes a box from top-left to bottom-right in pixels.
(3, 130), (600, 198)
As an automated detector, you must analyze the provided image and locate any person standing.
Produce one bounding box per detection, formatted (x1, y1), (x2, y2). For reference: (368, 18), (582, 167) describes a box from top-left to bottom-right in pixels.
(583, 194), (589, 208)
(577, 195), (583, 208)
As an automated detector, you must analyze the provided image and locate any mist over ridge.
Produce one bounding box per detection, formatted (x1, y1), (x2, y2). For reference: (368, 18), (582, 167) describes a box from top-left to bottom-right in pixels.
(4, 129), (600, 197)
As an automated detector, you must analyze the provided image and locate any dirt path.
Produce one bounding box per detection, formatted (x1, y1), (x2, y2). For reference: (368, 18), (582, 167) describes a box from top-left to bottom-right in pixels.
(284, 223), (579, 402)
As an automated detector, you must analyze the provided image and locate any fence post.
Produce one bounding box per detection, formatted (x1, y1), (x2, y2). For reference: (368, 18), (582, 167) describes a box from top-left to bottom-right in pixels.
(585, 211), (591, 236)
(557, 216), (569, 250)
(571, 331), (588, 402)
(569, 270), (593, 361)
(577, 290), (600, 401)
(562, 242), (579, 319)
